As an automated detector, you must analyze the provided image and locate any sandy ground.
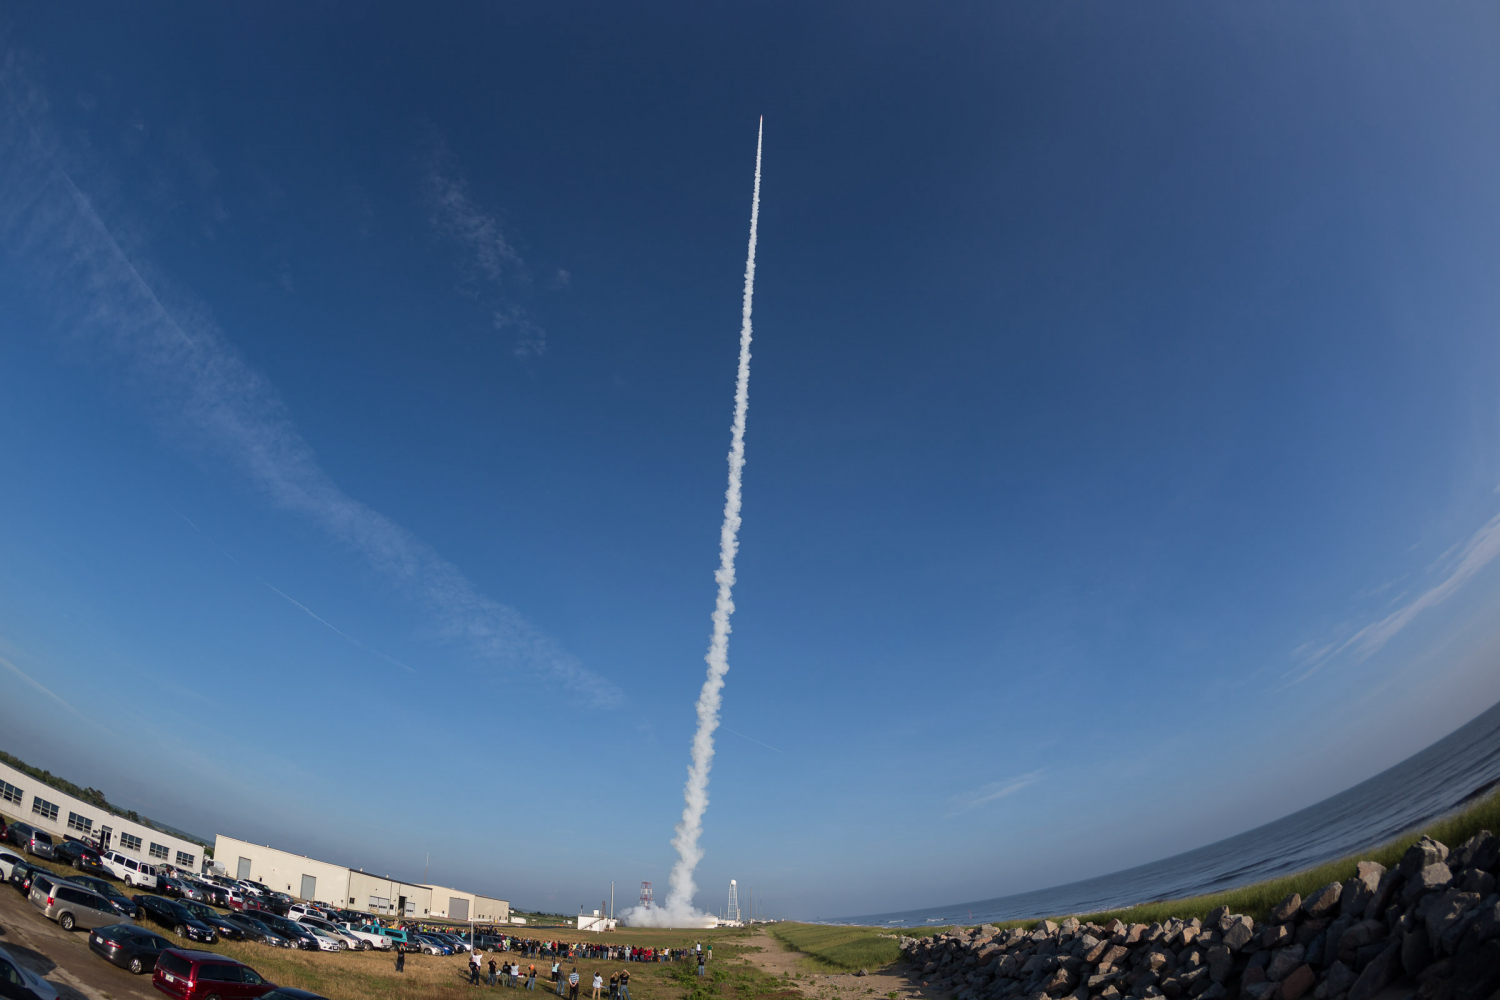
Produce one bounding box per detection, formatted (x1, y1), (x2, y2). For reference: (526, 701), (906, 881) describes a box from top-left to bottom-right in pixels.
(739, 929), (928, 1000)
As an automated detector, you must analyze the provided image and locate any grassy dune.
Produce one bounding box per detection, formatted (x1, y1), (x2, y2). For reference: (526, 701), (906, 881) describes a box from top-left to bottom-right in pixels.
(769, 924), (904, 971)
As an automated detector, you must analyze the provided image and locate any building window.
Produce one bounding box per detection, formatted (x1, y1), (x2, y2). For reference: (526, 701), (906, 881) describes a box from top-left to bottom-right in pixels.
(120, 833), (143, 852)
(176, 851), (195, 868)
(0, 781), (20, 805)
(31, 797), (59, 822)
(67, 812), (93, 834)
(148, 842), (169, 860)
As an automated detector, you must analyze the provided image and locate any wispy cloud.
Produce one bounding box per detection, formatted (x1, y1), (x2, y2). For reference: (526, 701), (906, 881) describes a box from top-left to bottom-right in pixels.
(1288, 510), (1500, 685)
(1341, 512), (1500, 659)
(948, 770), (1044, 815)
(0, 651), (96, 726)
(420, 130), (549, 358)
(0, 69), (617, 705)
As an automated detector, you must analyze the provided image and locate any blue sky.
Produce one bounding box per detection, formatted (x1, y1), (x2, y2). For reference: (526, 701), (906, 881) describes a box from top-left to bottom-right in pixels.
(2, 2), (1500, 919)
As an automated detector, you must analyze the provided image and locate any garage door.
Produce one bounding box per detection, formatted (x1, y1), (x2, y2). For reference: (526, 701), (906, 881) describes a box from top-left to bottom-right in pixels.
(301, 874), (317, 901)
(237, 857), (252, 880)
(450, 897), (469, 921)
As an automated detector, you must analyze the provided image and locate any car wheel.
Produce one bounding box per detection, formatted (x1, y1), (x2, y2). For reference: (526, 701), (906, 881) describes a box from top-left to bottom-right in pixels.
(59, 913), (75, 931)
(124, 875), (133, 887)
(338, 942), (347, 951)
(129, 957), (144, 975)
(175, 924), (187, 937)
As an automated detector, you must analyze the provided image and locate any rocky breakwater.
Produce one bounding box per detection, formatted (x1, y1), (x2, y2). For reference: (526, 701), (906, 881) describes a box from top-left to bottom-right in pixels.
(899, 832), (1500, 1000)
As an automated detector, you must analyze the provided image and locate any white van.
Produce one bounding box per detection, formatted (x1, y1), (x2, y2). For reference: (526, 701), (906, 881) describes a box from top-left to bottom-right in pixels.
(100, 851), (158, 888)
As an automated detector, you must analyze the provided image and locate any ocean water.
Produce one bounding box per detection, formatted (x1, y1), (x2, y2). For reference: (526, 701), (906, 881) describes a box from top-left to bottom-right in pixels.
(837, 698), (1500, 928)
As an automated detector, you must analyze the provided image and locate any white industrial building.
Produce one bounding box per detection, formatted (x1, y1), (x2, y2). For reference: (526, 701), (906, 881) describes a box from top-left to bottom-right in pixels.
(214, 835), (509, 922)
(0, 761), (207, 872)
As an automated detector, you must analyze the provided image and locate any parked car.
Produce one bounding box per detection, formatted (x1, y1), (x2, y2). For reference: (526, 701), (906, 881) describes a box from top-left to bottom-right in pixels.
(8, 860), (42, 895)
(432, 932), (470, 952)
(7, 823), (56, 860)
(0, 943), (60, 1000)
(178, 901), (250, 941)
(101, 850), (159, 889)
(131, 895), (217, 944)
(29, 876), (132, 932)
(260, 991), (328, 1000)
(237, 879), (272, 897)
(221, 913), (294, 948)
(371, 926), (414, 950)
(195, 883), (232, 907)
(262, 891), (293, 915)
(53, 840), (110, 878)
(152, 949), (275, 1000)
(67, 876), (140, 919)
(0, 850), (24, 881)
(412, 933), (452, 955)
(88, 923), (173, 975)
(223, 888), (251, 911)
(342, 924), (393, 950)
(246, 911), (319, 951)
(302, 926), (344, 952)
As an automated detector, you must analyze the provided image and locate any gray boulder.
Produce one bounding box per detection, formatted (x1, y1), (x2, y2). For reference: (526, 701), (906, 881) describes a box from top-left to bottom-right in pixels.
(1265, 944), (1305, 981)
(1239, 983), (1276, 1000)
(1361, 867), (1403, 920)
(1324, 960), (1356, 996)
(1346, 942), (1398, 1000)
(1270, 894), (1301, 924)
(1204, 946), (1232, 984)
(1402, 862), (1454, 903)
(1449, 938), (1500, 1000)
(1399, 836), (1449, 878)
(1446, 830), (1494, 872)
(1221, 916), (1254, 952)
(1401, 926), (1431, 977)
(1456, 867), (1495, 895)
(1475, 899), (1500, 942)
(1302, 882), (1341, 919)
(1425, 889), (1482, 951)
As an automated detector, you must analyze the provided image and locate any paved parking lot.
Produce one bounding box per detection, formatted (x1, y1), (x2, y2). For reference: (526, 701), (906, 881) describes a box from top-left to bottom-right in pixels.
(0, 882), (158, 1000)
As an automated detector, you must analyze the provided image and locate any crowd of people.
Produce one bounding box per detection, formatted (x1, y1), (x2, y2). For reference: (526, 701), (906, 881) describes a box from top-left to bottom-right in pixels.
(451, 939), (716, 993)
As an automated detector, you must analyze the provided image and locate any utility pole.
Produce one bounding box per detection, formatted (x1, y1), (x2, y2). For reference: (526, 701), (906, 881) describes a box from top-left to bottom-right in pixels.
(609, 882), (614, 922)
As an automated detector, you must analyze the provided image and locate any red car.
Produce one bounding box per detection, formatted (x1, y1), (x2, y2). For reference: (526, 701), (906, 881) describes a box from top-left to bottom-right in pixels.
(151, 949), (275, 1000)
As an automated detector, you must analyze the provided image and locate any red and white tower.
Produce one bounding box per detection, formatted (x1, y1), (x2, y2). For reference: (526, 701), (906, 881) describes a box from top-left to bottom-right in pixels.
(639, 881), (653, 909)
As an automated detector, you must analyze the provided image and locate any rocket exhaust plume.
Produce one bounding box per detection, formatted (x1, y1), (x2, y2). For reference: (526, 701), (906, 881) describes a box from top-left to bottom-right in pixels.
(625, 118), (764, 929)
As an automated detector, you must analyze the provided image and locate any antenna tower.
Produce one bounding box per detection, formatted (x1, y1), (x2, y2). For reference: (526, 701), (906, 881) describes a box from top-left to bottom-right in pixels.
(639, 881), (653, 909)
(728, 879), (740, 922)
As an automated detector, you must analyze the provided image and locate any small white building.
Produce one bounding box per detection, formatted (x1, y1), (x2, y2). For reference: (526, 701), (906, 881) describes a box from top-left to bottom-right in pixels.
(0, 761), (206, 872)
(577, 911), (617, 932)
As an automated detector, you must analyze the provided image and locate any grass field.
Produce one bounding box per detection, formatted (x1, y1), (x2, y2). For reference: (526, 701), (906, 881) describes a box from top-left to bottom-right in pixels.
(768, 925), (904, 972)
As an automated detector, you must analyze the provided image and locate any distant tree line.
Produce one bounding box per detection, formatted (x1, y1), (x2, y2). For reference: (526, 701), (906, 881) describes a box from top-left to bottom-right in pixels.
(0, 749), (209, 847)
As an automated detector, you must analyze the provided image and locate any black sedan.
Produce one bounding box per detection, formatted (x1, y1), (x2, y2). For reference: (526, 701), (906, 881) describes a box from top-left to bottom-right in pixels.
(88, 924), (172, 975)
(7, 860), (40, 894)
(248, 911), (319, 950)
(130, 894), (217, 944)
(53, 842), (110, 878)
(222, 912), (295, 948)
(67, 877), (139, 919)
(177, 901), (248, 940)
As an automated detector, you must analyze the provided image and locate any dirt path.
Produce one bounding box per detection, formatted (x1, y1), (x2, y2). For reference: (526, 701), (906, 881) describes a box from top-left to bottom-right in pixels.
(738, 929), (927, 1000)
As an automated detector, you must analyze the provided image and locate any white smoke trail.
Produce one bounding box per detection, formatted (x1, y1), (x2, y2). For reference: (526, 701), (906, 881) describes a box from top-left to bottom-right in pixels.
(624, 118), (763, 929)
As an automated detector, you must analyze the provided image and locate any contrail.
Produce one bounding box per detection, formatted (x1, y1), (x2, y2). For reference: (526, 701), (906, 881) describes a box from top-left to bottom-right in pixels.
(627, 118), (764, 928)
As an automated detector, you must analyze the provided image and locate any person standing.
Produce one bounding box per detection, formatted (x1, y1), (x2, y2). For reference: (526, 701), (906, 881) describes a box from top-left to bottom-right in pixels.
(490, 959), (499, 986)
(697, 953), (706, 978)
(618, 968), (631, 1000)
(528, 963), (538, 990)
(568, 967), (581, 1000)
(592, 972), (603, 1000)
(471, 955), (482, 987)
(396, 947), (406, 973)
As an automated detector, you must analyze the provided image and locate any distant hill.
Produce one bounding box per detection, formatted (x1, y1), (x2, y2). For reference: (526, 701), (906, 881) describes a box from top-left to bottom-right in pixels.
(0, 750), (211, 848)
